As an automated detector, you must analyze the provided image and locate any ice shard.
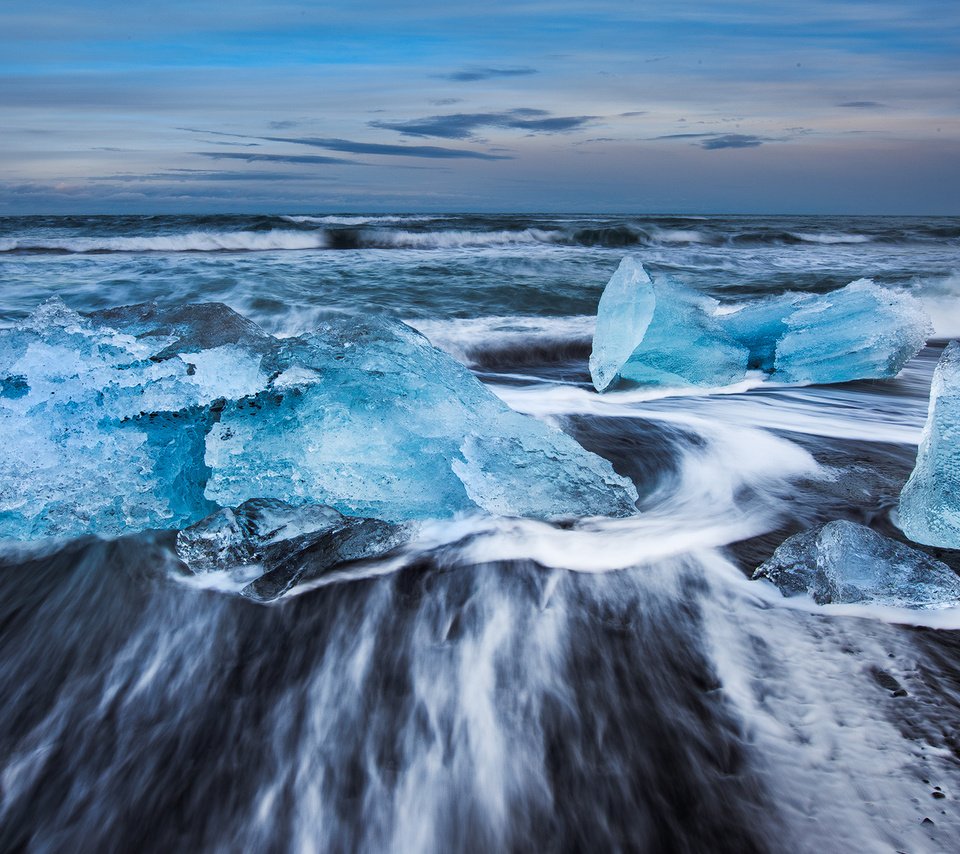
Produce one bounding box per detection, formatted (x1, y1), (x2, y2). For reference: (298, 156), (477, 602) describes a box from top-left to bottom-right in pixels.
(0, 300), (637, 540)
(753, 520), (960, 609)
(590, 259), (931, 392)
(176, 499), (409, 601)
(589, 257), (749, 391)
(899, 341), (960, 548)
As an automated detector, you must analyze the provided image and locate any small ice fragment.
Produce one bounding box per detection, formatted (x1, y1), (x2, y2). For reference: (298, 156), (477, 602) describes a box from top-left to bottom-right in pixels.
(753, 520), (960, 609)
(176, 498), (408, 601)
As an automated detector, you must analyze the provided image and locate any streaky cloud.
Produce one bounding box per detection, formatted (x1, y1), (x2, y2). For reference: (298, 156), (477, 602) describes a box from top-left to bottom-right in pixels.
(178, 127), (510, 160)
(438, 66), (538, 82)
(196, 151), (361, 165)
(650, 132), (769, 150)
(701, 134), (765, 150)
(261, 135), (511, 160)
(653, 132), (716, 140)
(369, 110), (596, 139)
(838, 101), (887, 109)
(97, 169), (338, 183)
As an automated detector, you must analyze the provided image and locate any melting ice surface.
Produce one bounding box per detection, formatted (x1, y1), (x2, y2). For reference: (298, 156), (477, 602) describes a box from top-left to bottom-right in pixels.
(0, 300), (638, 540)
(753, 520), (960, 609)
(899, 341), (960, 548)
(590, 257), (931, 391)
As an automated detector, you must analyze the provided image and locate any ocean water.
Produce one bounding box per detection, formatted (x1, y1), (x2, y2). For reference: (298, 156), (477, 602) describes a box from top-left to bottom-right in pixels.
(1, 213), (960, 851)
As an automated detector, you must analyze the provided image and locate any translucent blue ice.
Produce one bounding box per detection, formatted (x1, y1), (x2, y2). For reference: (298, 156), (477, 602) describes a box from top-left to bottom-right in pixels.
(0, 300), (638, 540)
(590, 258), (931, 391)
(768, 279), (932, 384)
(899, 341), (960, 548)
(204, 316), (638, 521)
(753, 520), (960, 609)
(589, 257), (749, 391)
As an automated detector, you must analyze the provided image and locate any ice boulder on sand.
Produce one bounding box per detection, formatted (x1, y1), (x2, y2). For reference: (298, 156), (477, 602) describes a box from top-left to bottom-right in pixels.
(753, 520), (960, 609)
(899, 341), (960, 549)
(0, 299), (637, 540)
(590, 258), (931, 391)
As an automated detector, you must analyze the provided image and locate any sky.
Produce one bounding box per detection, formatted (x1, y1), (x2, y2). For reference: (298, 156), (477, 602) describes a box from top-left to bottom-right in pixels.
(1, 0), (959, 214)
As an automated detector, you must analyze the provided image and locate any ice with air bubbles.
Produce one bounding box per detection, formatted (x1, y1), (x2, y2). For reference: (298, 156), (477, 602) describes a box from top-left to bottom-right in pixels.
(0, 299), (638, 541)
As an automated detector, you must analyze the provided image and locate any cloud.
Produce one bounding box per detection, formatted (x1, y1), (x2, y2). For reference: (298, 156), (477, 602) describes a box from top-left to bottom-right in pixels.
(369, 109), (595, 139)
(196, 151), (360, 165)
(269, 120), (300, 129)
(97, 168), (338, 183)
(650, 132), (768, 149)
(258, 135), (511, 160)
(837, 100), (886, 109)
(437, 66), (538, 82)
(653, 132), (716, 140)
(700, 134), (765, 150)
(179, 127), (511, 160)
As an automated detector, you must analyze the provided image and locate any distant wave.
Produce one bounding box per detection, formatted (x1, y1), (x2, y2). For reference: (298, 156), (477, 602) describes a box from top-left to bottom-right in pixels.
(0, 230), (329, 254)
(281, 215), (436, 226)
(2, 217), (954, 255)
(358, 228), (560, 249)
(789, 232), (873, 245)
(729, 231), (874, 246)
(0, 227), (560, 254)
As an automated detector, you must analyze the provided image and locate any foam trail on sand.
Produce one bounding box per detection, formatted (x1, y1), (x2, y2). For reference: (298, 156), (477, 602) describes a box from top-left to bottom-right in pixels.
(492, 381), (927, 445)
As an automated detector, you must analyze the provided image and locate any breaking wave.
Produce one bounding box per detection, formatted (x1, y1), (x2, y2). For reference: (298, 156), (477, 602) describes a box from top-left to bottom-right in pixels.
(0, 230), (329, 254)
(281, 215), (437, 226)
(3, 216), (956, 255)
(789, 232), (873, 245)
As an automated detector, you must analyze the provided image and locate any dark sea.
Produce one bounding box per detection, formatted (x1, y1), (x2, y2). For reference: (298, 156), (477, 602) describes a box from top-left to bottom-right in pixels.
(2, 213), (960, 852)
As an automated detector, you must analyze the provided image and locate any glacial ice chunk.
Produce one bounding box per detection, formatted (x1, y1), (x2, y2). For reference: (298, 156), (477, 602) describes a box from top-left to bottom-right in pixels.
(899, 341), (960, 548)
(176, 499), (409, 601)
(0, 300), (266, 539)
(204, 316), (638, 521)
(720, 292), (810, 372)
(769, 279), (931, 384)
(0, 300), (637, 540)
(753, 520), (960, 609)
(589, 258), (931, 392)
(589, 257), (749, 391)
